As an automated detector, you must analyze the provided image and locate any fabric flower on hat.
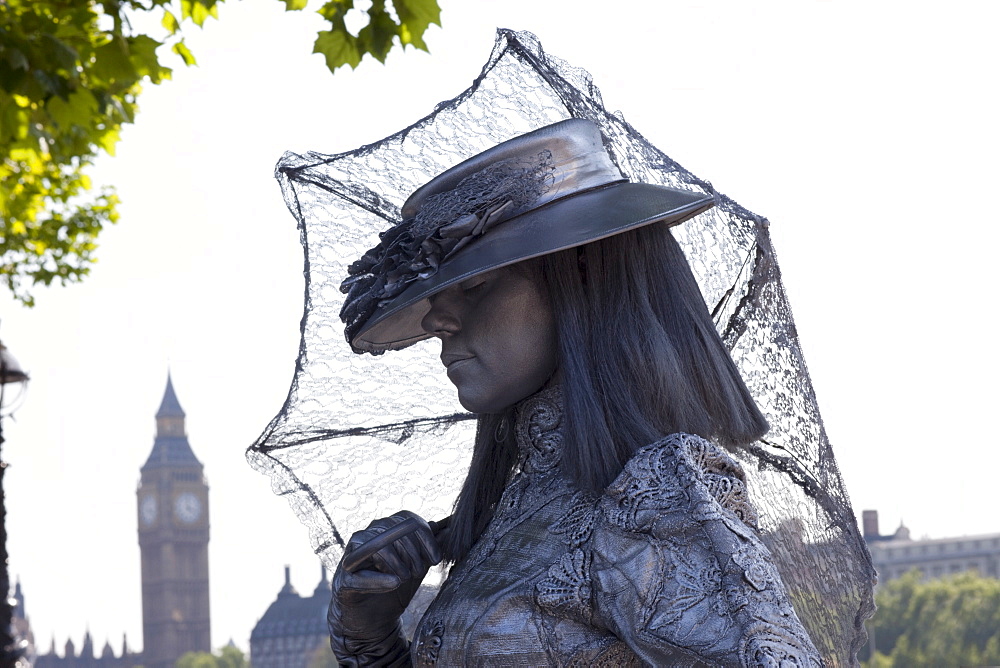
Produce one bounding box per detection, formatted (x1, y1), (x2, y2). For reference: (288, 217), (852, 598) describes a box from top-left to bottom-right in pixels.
(339, 152), (555, 343)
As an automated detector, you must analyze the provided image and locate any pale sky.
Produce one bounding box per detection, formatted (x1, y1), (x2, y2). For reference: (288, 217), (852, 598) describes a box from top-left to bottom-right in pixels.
(2, 0), (998, 657)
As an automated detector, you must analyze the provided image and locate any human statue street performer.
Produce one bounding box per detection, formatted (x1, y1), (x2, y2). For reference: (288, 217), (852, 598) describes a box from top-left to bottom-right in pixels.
(328, 117), (824, 665)
(251, 29), (875, 668)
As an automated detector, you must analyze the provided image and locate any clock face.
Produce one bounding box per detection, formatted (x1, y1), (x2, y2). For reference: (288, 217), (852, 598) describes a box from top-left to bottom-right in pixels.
(174, 492), (202, 524)
(140, 495), (157, 526)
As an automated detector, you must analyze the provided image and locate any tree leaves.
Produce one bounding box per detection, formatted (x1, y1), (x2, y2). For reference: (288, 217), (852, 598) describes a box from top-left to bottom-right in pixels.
(392, 0), (440, 51)
(314, 29), (362, 72)
(175, 645), (249, 668)
(180, 0), (220, 28)
(312, 0), (441, 72)
(1, 0), (441, 305)
(162, 10), (181, 36)
(172, 40), (197, 66)
(44, 88), (99, 130)
(2, 0), (151, 304)
(864, 570), (1000, 667)
(129, 34), (172, 83)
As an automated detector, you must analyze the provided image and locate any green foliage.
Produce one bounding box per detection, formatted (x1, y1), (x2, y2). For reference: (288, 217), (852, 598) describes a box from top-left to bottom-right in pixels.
(1, 0), (439, 305)
(862, 569), (1000, 667)
(0, 0), (204, 305)
(307, 641), (337, 668)
(313, 0), (440, 72)
(175, 651), (218, 668)
(175, 645), (247, 668)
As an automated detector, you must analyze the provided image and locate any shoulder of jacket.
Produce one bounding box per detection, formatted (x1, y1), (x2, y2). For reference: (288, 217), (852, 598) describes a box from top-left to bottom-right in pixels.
(599, 432), (759, 534)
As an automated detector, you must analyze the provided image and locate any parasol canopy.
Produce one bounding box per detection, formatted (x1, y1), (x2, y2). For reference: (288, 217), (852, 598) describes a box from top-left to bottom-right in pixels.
(247, 28), (875, 664)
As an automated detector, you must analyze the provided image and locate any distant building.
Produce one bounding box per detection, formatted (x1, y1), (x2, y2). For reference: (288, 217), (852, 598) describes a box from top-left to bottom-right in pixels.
(34, 631), (141, 668)
(30, 375), (210, 668)
(14, 576), (142, 668)
(11, 579), (35, 665)
(137, 374), (212, 668)
(249, 566), (439, 668)
(862, 509), (1000, 582)
(250, 566), (332, 668)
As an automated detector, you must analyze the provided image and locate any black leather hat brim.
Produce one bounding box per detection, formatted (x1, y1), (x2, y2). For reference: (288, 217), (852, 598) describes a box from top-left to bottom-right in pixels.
(351, 181), (714, 352)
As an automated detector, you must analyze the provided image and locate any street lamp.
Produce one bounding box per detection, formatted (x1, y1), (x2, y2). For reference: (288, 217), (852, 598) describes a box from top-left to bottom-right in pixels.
(0, 340), (29, 665)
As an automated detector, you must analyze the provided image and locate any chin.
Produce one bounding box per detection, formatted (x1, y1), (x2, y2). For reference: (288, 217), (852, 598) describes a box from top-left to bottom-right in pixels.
(456, 388), (514, 415)
(457, 382), (550, 415)
(458, 395), (497, 415)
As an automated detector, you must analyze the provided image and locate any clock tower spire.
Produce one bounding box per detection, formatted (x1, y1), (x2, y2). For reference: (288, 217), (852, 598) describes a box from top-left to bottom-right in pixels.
(137, 373), (211, 668)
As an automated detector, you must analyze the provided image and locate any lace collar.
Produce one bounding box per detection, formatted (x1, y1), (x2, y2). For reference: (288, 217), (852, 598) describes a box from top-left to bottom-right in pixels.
(513, 385), (565, 474)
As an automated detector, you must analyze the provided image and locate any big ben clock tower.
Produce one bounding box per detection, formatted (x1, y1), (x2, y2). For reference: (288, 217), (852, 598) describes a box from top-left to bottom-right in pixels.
(137, 375), (210, 668)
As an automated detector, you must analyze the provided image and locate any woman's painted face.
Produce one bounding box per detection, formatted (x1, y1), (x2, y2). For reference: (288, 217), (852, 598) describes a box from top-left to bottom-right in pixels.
(420, 263), (558, 414)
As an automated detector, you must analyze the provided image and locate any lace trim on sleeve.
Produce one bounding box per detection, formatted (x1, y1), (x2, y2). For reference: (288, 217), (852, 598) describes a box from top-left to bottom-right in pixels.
(592, 433), (823, 667)
(601, 433), (757, 536)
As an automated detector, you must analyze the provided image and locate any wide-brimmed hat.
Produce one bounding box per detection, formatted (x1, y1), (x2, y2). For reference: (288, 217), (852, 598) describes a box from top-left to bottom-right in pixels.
(340, 118), (714, 353)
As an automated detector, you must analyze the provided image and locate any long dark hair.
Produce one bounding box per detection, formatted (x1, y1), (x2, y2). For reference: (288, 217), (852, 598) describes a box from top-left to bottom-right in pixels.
(441, 223), (768, 563)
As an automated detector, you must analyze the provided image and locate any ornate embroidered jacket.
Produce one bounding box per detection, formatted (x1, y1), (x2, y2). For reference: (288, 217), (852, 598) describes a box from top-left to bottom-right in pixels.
(407, 387), (821, 666)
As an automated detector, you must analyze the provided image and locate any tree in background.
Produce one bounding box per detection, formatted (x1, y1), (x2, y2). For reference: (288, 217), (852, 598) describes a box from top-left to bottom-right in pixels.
(0, 0), (440, 305)
(308, 641), (337, 668)
(864, 569), (1000, 667)
(176, 644), (248, 668)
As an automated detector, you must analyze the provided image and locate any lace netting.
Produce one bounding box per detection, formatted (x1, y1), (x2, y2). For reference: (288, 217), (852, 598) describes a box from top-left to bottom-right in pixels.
(247, 29), (875, 665)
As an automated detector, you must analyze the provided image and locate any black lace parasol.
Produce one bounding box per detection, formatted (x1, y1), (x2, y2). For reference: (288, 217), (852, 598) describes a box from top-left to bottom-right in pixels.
(247, 29), (875, 665)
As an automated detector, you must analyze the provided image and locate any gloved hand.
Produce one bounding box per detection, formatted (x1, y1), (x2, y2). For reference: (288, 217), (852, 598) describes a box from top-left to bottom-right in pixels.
(328, 510), (441, 667)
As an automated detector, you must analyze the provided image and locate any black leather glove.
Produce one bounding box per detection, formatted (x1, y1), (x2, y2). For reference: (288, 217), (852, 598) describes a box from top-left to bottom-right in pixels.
(328, 510), (441, 667)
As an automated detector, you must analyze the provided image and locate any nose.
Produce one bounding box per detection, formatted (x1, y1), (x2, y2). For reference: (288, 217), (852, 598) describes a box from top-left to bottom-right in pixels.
(421, 288), (462, 338)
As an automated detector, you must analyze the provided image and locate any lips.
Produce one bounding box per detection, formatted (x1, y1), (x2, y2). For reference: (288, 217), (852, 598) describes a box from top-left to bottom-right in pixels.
(442, 352), (475, 369)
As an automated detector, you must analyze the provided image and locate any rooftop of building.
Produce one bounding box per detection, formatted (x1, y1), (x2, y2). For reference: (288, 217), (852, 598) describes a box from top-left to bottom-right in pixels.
(142, 374), (201, 472)
(156, 373), (185, 418)
(862, 509), (1000, 550)
(870, 532), (1000, 548)
(250, 565), (332, 641)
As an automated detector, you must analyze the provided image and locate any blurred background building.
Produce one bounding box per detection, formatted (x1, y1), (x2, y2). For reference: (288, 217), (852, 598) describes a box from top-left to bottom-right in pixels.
(249, 566), (331, 668)
(863, 509), (1000, 583)
(27, 377), (209, 668)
